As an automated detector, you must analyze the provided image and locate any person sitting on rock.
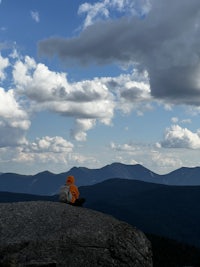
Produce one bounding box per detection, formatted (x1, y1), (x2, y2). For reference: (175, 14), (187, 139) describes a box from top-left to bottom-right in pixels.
(59, 175), (85, 206)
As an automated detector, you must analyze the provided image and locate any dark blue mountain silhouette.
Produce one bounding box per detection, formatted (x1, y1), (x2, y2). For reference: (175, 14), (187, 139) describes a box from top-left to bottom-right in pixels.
(80, 179), (200, 248)
(161, 166), (200, 185)
(1, 162), (200, 195)
(0, 171), (65, 195)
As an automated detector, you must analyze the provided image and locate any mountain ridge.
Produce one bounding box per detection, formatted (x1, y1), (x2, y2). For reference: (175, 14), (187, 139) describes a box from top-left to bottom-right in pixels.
(1, 162), (200, 195)
(80, 178), (200, 248)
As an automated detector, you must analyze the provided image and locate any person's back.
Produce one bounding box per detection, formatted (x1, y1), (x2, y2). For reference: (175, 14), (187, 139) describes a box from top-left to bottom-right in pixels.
(59, 175), (85, 206)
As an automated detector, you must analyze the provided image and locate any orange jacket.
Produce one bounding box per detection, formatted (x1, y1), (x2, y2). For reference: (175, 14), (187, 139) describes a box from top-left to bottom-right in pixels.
(66, 175), (79, 203)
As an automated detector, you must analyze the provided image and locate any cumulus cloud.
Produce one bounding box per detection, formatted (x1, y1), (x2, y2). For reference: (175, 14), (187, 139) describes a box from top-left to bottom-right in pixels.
(0, 88), (26, 119)
(0, 56), (30, 148)
(39, 0), (200, 106)
(160, 125), (200, 149)
(108, 70), (152, 114)
(26, 136), (74, 153)
(11, 55), (151, 140)
(0, 88), (30, 147)
(12, 56), (116, 139)
(0, 50), (152, 149)
(70, 119), (96, 141)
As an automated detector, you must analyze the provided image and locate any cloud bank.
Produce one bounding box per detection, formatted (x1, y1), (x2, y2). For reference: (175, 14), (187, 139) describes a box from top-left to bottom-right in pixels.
(12, 55), (151, 141)
(0, 48), (153, 172)
(39, 0), (200, 106)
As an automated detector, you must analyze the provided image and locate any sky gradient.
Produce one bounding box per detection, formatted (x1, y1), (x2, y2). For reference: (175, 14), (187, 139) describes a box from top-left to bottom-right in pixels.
(1, 0), (200, 175)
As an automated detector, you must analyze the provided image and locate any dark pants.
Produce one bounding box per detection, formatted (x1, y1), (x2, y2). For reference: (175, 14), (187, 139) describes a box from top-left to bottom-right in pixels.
(69, 198), (86, 207)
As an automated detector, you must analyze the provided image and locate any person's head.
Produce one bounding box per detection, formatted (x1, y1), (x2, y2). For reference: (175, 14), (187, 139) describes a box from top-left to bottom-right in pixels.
(66, 175), (75, 185)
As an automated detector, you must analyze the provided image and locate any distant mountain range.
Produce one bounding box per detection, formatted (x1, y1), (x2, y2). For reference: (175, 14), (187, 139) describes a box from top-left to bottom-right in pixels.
(1, 178), (200, 249)
(1, 162), (200, 195)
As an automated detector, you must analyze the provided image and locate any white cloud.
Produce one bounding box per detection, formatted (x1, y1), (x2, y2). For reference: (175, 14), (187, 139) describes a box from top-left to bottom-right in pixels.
(0, 51), (168, 153)
(102, 69), (152, 114)
(160, 124), (200, 149)
(0, 136), (74, 172)
(0, 87), (30, 147)
(31, 11), (40, 23)
(110, 140), (186, 174)
(78, 0), (151, 28)
(23, 57), (156, 139)
(11, 55), (154, 141)
(171, 117), (192, 124)
(0, 88), (27, 120)
(110, 142), (136, 152)
(12, 56), (116, 139)
(0, 53), (9, 81)
(11, 147), (70, 165)
(0, 143), (103, 174)
(71, 119), (96, 141)
(118, 77), (151, 114)
(150, 150), (183, 170)
(26, 136), (74, 153)
(78, 2), (109, 28)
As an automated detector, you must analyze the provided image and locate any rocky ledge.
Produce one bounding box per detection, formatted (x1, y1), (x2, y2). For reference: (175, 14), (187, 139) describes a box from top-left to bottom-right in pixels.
(0, 201), (152, 266)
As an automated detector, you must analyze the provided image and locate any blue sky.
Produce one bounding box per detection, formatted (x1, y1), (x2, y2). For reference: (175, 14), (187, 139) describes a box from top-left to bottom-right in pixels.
(1, 0), (200, 175)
